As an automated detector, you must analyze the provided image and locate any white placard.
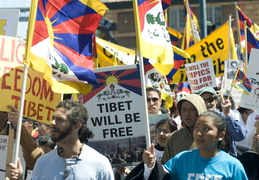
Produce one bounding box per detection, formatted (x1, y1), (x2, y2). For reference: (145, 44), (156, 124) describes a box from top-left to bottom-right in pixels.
(185, 58), (217, 93)
(240, 49), (259, 111)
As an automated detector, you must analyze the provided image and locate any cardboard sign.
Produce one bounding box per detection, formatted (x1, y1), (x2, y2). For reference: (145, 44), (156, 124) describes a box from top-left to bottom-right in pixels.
(185, 58), (217, 93)
(223, 60), (242, 108)
(83, 65), (147, 165)
(240, 49), (259, 111)
(0, 35), (62, 124)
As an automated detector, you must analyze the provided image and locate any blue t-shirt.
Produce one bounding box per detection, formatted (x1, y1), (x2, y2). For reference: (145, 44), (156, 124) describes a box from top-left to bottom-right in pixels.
(164, 149), (248, 180)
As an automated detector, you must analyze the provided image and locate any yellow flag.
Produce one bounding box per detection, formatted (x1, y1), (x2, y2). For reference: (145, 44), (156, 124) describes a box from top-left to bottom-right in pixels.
(133, 0), (174, 75)
(94, 37), (136, 67)
(172, 22), (232, 83)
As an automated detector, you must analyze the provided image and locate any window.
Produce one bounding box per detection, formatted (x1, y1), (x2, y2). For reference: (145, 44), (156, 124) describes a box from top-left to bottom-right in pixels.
(168, 6), (222, 29)
(206, 6), (222, 27)
(168, 8), (185, 30)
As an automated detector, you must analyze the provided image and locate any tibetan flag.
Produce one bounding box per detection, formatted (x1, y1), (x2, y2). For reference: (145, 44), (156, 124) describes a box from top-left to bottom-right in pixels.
(236, 5), (259, 42)
(144, 58), (173, 108)
(182, 0), (200, 47)
(161, 0), (171, 11)
(247, 28), (259, 61)
(181, 14), (195, 49)
(232, 68), (253, 95)
(166, 46), (190, 82)
(133, 0), (174, 71)
(25, 0), (107, 94)
(168, 27), (182, 46)
(177, 82), (191, 100)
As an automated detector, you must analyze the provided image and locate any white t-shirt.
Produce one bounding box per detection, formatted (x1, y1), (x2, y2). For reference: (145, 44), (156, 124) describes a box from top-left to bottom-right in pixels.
(32, 144), (114, 180)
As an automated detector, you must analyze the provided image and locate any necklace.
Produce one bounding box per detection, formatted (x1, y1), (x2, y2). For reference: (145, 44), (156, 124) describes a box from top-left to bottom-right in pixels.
(58, 143), (83, 159)
(60, 144), (84, 179)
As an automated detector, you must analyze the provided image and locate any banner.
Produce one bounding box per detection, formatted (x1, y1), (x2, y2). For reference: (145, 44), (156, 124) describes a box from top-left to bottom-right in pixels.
(172, 22), (231, 83)
(0, 36), (62, 124)
(240, 49), (259, 111)
(185, 58), (217, 93)
(224, 60), (242, 108)
(82, 65), (147, 165)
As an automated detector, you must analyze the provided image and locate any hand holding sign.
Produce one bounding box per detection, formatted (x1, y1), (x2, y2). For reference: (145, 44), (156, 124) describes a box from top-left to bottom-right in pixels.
(7, 105), (18, 129)
(6, 158), (23, 180)
(219, 92), (232, 118)
(142, 143), (156, 168)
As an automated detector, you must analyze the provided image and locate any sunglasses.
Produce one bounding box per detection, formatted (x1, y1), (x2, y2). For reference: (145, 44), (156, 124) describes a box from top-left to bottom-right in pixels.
(203, 96), (216, 103)
(147, 97), (159, 103)
(156, 129), (170, 134)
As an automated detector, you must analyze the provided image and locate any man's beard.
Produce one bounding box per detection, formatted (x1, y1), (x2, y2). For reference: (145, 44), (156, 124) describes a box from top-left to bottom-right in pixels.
(51, 124), (73, 143)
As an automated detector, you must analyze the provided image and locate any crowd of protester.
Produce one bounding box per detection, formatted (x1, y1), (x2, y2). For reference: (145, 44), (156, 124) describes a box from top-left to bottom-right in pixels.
(2, 85), (259, 180)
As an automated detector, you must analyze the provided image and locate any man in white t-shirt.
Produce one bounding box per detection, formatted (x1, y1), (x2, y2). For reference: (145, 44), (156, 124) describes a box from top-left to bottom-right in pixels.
(7, 100), (114, 180)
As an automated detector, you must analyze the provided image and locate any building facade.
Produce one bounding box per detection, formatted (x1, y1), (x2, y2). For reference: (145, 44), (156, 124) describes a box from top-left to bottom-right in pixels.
(1, 0), (258, 49)
(103, 0), (259, 49)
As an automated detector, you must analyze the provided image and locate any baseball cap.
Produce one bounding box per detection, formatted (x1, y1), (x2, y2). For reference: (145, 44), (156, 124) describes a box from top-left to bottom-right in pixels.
(197, 87), (217, 96)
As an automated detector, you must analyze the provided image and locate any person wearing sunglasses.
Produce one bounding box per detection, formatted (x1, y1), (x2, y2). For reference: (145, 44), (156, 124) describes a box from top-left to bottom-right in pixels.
(146, 87), (163, 114)
(197, 87), (218, 111)
(198, 86), (247, 157)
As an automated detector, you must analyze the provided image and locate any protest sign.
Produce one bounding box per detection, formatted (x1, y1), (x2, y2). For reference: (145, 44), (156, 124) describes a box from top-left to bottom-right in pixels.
(172, 22), (233, 83)
(185, 58), (217, 93)
(83, 65), (147, 165)
(0, 9), (20, 37)
(225, 60), (240, 80)
(0, 35), (62, 124)
(223, 60), (242, 108)
(240, 49), (259, 111)
(0, 135), (26, 179)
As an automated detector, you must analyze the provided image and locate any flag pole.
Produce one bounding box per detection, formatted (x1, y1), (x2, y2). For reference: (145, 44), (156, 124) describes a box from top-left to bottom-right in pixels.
(185, 0), (195, 44)
(229, 66), (240, 99)
(186, 0), (199, 44)
(223, 17), (232, 90)
(132, 0), (151, 149)
(5, 124), (15, 178)
(181, 26), (187, 49)
(12, 64), (29, 165)
(137, 52), (151, 150)
(12, 0), (38, 166)
(235, 3), (241, 47)
(228, 15), (232, 60)
(244, 21), (248, 73)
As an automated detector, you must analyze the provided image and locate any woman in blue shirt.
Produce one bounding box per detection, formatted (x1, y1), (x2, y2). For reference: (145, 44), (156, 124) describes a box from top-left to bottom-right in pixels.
(143, 111), (248, 180)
